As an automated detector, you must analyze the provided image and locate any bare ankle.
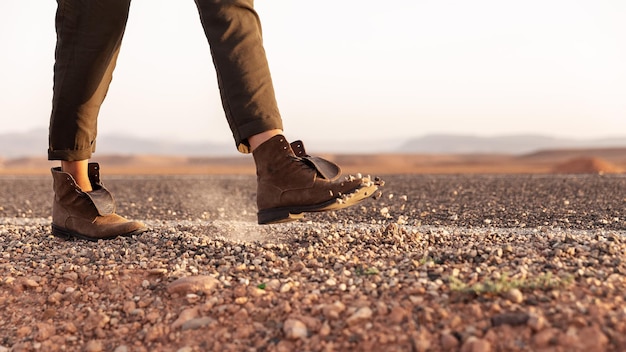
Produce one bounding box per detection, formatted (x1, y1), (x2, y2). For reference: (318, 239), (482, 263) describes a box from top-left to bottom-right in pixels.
(249, 129), (283, 152)
(61, 160), (93, 192)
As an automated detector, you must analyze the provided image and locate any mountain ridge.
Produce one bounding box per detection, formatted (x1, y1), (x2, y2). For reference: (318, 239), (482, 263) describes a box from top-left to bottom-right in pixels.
(2, 128), (626, 158)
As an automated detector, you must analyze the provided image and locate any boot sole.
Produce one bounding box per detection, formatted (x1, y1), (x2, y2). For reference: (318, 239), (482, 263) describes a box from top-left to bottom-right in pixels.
(51, 224), (148, 242)
(257, 184), (379, 225)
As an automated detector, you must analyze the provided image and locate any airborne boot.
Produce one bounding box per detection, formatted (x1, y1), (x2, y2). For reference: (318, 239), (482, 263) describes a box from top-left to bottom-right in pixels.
(252, 135), (383, 224)
(51, 163), (147, 241)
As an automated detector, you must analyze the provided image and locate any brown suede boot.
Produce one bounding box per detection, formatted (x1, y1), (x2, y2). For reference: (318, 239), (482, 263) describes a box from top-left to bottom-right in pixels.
(51, 163), (147, 241)
(253, 135), (383, 224)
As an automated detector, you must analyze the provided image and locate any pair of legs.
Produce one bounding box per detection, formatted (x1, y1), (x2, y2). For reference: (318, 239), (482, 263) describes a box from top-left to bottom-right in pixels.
(49, 0), (381, 238)
(50, 0), (283, 188)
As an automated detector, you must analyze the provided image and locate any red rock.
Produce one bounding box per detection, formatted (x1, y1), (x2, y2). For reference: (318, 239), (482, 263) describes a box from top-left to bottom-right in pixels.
(283, 318), (308, 340)
(441, 332), (460, 350)
(166, 276), (219, 295)
(461, 336), (491, 352)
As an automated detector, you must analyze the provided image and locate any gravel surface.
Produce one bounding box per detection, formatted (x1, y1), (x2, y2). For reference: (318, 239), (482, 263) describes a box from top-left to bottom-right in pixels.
(1, 174), (625, 351)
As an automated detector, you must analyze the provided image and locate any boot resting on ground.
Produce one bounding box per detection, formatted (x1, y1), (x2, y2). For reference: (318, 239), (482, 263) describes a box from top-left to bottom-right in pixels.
(253, 135), (384, 224)
(51, 163), (147, 241)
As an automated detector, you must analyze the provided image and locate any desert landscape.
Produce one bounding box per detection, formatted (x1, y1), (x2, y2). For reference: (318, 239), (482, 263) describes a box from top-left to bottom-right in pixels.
(1, 147), (625, 351)
(1, 147), (626, 176)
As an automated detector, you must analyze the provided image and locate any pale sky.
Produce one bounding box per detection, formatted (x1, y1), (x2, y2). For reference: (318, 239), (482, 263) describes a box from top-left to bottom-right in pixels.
(1, 1), (625, 148)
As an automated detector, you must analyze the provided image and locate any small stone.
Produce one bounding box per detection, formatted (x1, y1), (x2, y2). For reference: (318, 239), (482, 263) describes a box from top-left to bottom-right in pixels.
(280, 301), (292, 314)
(83, 310), (110, 332)
(233, 284), (247, 298)
(123, 301), (136, 314)
(346, 307), (373, 326)
(322, 301), (346, 320)
(527, 313), (546, 332)
(441, 332), (459, 350)
(532, 328), (559, 348)
(186, 293), (201, 304)
(47, 292), (63, 305)
(412, 330), (432, 352)
(148, 268), (168, 275)
(491, 312), (529, 327)
(276, 340), (295, 352)
(389, 306), (408, 324)
(279, 282), (293, 293)
(62, 272), (78, 281)
(376, 301), (388, 315)
(113, 346), (130, 352)
(283, 318), (308, 340)
(21, 278), (39, 289)
(460, 336), (491, 352)
(84, 340), (104, 352)
(235, 297), (248, 305)
(35, 323), (56, 341)
(505, 288), (524, 303)
(63, 322), (78, 334)
(319, 322), (331, 336)
(167, 276), (219, 295)
(265, 279), (281, 291)
(172, 307), (199, 329)
(290, 262), (306, 272)
(144, 324), (167, 342)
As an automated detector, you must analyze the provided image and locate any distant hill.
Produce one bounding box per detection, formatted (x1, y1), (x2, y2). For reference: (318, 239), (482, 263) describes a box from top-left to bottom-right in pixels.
(0, 129), (237, 158)
(552, 157), (623, 174)
(2, 129), (626, 158)
(400, 134), (626, 155)
(4, 147), (625, 175)
(0, 129), (402, 157)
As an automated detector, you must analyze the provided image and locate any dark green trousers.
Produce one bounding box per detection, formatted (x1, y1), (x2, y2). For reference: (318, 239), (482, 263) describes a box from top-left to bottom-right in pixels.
(48, 0), (283, 161)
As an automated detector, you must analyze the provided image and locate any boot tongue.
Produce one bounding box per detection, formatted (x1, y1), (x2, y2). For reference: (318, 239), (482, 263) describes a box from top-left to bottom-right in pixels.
(290, 140), (341, 180)
(302, 156), (341, 180)
(85, 187), (116, 215)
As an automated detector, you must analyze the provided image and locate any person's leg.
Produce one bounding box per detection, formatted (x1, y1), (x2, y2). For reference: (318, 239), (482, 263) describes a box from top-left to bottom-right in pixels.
(195, 0), (383, 224)
(48, 0), (146, 240)
(49, 0), (131, 189)
(193, 0), (283, 153)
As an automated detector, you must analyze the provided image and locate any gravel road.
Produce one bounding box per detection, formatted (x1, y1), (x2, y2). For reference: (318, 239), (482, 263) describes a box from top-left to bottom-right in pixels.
(1, 174), (625, 351)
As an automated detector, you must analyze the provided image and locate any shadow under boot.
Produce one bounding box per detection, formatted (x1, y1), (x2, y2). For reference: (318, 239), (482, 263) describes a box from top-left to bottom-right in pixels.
(51, 163), (147, 241)
(252, 135), (384, 224)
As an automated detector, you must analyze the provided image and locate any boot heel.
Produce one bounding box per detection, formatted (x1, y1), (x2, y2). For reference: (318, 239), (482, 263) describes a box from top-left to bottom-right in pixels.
(51, 224), (73, 240)
(258, 209), (304, 224)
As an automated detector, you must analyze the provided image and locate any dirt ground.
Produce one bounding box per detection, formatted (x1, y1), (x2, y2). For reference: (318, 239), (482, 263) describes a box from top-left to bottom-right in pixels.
(1, 174), (626, 351)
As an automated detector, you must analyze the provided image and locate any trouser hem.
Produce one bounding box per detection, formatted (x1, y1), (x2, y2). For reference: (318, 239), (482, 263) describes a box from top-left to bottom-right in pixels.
(236, 117), (283, 154)
(48, 148), (94, 161)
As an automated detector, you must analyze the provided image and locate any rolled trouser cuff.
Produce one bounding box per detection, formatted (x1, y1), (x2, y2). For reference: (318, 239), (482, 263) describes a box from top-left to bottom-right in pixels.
(48, 147), (94, 162)
(235, 117), (283, 154)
